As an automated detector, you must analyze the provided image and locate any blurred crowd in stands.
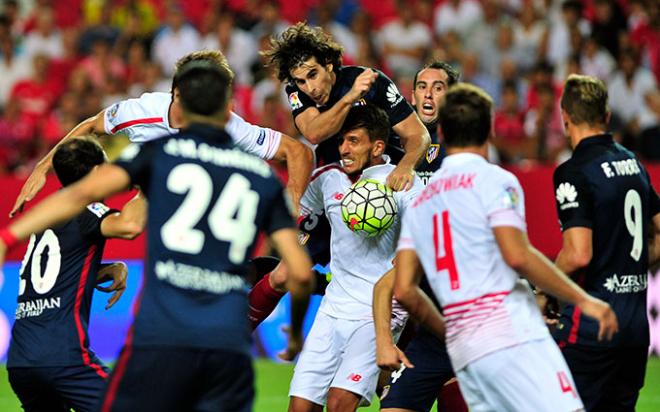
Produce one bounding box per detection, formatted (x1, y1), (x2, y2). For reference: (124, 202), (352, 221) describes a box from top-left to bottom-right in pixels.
(0, 0), (659, 174)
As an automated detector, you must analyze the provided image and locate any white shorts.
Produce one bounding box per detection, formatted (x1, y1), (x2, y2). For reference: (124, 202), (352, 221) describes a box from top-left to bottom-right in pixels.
(456, 337), (584, 412)
(289, 311), (403, 407)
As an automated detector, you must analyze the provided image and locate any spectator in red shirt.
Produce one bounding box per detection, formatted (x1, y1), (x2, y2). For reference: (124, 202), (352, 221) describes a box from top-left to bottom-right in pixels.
(493, 81), (529, 164)
(9, 54), (59, 130)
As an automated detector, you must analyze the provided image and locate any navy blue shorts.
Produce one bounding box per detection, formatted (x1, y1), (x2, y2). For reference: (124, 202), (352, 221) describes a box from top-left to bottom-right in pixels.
(9, 361), (109, 412)
(379, 328), (455, 411)
(561, 344), (647, 412)
(99, 346), (254, 412)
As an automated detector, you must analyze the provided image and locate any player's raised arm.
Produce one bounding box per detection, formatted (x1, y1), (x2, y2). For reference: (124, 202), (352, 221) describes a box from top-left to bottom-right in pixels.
(271, 134), (313, 211)
(393, 249), (446, 340)
(0, 164), (132, 268)
(373, 268), (414, 371)
(10, 111), (106, 217)
(270, 227), (314, 361)
(493, 226), (619, 341)
(388, 112), (431, 192)
(99, 190), (147, 240)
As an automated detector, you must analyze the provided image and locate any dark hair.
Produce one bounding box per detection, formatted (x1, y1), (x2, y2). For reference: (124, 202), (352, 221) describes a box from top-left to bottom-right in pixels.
(560, 74), (609, 126)
(176, 60), (232, 116)
(439, 83), (493, 148)
(171, 50), (234, 93)
(414, 61), (460, 87)
(53, 136), (106, 186)
(261, 22), (343, 83)
(339, 104), (390, 144)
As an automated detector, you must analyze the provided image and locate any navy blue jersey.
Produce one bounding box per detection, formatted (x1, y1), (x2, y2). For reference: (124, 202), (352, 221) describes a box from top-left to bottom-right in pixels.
(114, 123), (295, 355)
(415, 124), (446, 185)
(285, 66), (414, 166)
(8, 203), (114, 369)
(552, 134), (660, 347)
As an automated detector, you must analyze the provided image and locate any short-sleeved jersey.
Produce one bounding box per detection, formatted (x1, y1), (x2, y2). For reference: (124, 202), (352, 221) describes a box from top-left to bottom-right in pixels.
(114, 123), (294, 355)
(552, 134), (660, 348)
(8, 203), (115, 369)
(285, 66), (414, 165)
(398, 153), (549, 371)
(300, 157), (423, 323)
(104, 92), (281, 160)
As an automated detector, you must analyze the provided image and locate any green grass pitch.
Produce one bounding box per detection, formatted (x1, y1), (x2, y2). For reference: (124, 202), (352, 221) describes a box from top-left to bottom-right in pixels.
(0, 357), (658, 411)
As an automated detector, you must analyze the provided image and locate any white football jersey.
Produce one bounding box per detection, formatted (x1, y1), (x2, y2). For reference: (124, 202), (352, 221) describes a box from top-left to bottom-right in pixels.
(103, 92), (281, 160)
(398, 153), (549, 371)
(301, 158), (423, 323)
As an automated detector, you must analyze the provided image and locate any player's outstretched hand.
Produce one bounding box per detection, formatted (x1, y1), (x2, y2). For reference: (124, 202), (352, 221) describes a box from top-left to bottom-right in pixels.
(278, 326), (304, 362)
(96, 262), (128, 310)
(10, 166), (48, 217)
(346, 68), (378, 103)
(578, 296), (619, 341)
(377, 343), (414, 372)
(386, 164), (415, 192)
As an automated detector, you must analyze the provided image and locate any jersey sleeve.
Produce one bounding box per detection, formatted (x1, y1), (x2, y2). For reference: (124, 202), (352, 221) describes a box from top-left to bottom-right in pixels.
(113, 142), (155, 191)
(263, 184), (297, 235)
(482, 171), (527, 231)
(553, 163), (594, 231)
(78, 202), (118, 239)
(226, 112), (282, 160)
(372, 70), (414, 126)
(299, 172), (325, 216)
(285, 84), (317, 119)
(396, 209), (415, 252)
(103, 93), (164, 135)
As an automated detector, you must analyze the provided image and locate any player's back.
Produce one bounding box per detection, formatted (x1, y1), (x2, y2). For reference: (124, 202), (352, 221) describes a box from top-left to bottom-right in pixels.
(553, 135), (656, 347)
(402, 153), (548, 370)
(8, 203), (111, 369)
(114, 123), (293, 355)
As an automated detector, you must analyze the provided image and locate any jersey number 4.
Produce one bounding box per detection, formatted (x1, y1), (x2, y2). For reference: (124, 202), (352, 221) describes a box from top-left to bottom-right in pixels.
(433, 211), (460, 290)
(161, 164), (260, 264)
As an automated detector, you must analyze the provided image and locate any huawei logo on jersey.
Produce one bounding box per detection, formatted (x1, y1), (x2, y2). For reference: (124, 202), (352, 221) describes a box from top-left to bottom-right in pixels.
(556, 182), (578, 210)
(386, 83), (403, 107)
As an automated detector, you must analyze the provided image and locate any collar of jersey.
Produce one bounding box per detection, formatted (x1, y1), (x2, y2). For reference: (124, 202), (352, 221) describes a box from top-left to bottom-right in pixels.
(574, 133), (613, 152)
(358, 154), (392, 179)
(441, 152), (486, 168)
(182, 123), (233, 145)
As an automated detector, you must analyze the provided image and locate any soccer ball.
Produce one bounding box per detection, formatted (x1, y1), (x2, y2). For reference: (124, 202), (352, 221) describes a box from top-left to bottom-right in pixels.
(341, 179), (398, 238)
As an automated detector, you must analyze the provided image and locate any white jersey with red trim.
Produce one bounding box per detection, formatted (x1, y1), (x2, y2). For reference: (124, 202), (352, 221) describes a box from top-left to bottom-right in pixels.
(398, 153), (549, 371)
(103, 92), (281, 160)
(301, 158), (423, 323)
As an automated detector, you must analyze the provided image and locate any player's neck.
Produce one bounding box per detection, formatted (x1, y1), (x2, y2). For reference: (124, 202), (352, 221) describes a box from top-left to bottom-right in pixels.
(446, 145), (488, 159)
(569, 125), (607, 149)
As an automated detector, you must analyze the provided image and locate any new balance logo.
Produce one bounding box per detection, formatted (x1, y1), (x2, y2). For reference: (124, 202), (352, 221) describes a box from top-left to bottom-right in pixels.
(556, 182), (578, 210)
(347, 373), (362, 382)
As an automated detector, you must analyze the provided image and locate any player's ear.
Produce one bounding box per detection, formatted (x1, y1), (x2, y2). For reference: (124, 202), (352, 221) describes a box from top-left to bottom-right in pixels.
(372, 140), (385, 157)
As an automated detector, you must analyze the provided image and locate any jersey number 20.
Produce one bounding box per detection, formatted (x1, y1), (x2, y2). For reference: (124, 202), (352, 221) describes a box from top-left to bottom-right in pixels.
(161, 164), (260, 264)
(18, 230), (61, 296)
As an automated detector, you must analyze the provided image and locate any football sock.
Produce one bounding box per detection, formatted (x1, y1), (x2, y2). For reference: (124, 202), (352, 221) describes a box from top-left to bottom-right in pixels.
(248, 273), (286, 330)
(437, 379), (468, 412)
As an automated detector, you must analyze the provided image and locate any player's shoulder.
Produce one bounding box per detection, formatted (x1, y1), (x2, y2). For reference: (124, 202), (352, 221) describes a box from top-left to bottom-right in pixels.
(475, 161), (519, 187)
(553, 156), (583, 183)
(310, 163), (344, 183)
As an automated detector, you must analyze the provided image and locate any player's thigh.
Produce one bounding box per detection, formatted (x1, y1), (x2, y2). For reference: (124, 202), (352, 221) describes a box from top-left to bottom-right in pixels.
(458, 338), (584, 412)
(561, 344), (619, 410)
(52, 364), (108, 412)
(194, 350), (254, 412)
(380, 334), (455, 412)
(331, 319), (386, 407)
(594, 347), (648, 412)
(99, 346), (200, 412)
(8, 367), (69, 412)
(289, 312), (342, 405)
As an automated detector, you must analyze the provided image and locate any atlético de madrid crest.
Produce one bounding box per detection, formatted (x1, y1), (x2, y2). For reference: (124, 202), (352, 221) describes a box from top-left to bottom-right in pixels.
(426, 144), (440, 163)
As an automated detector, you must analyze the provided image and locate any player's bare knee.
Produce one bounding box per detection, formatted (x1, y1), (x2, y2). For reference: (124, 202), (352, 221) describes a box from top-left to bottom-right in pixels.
(326, 389), (360, 412)
(269, 262), (289, 291)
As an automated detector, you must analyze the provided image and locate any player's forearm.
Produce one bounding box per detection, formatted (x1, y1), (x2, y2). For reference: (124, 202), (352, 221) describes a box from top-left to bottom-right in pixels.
(395, 286), (445, 339)
(283, 140), (313, 211)
(521, 247), (590, 306)
(299, 98), (354, 145)
(37, 113), (103, 171)
(115, 191), (148, 239)
(554, 247), (590, 276)
(373, 270), (396, 346)
(396, 119), (431, 169)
